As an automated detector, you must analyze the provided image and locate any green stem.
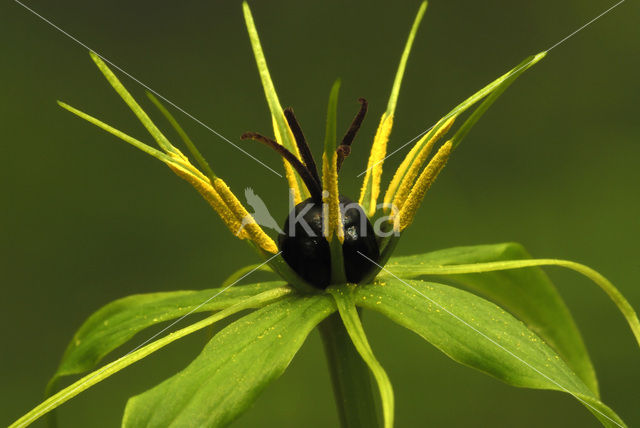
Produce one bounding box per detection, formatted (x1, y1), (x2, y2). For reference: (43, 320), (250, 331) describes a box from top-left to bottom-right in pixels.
(319, 312), (380, 428)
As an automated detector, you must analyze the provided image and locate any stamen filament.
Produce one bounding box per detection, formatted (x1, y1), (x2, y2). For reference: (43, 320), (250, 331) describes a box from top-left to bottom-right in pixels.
(272, 115), (309, 203)
(241, 132), (323, 201)
(337, 98), (368, 171)
(284, 107), (321, 185)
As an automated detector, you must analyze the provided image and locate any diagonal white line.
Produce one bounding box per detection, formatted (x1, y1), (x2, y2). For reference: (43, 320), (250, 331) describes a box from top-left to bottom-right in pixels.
(32, 251), (283, 425)
(13, 0), (283, 178)
(357, 0), (626, 178)
(357, 251), (624, 428)
(547, 0), (625, 52)
(123, 251), (282, 357)
(356, 124), (435, 178)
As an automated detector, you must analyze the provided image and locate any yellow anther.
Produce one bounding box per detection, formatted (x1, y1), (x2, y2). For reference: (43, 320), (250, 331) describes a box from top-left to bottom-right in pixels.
(272, 115), (308, 204)
(397, 140), (453, 231)
(386, 115), (456, 211)
(166, 163), (247, 240)
(212, 178), (278, 253)
(359, 113), (394, 217)
(322, 151), (344, 243)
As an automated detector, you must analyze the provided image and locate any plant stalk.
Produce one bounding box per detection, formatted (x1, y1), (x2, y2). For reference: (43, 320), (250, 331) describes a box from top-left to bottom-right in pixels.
(319, 312), (380, 428)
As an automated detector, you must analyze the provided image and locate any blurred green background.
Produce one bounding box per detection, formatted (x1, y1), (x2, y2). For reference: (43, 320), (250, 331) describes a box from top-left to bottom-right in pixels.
(2, 0), (639, 426)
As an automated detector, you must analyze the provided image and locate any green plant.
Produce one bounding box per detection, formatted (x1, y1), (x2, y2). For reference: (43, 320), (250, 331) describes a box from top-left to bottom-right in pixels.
(10, 2), (639, 427)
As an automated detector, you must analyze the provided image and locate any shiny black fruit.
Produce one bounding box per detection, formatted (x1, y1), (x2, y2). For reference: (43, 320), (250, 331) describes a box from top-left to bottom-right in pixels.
(278, 196), (380, 289)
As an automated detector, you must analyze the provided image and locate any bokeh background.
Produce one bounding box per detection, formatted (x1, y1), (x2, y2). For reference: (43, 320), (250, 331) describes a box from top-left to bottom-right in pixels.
(2, 0), (639, 426)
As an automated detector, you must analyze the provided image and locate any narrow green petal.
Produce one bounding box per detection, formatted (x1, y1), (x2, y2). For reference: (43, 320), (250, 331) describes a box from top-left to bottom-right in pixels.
(329, 286), (394, 428)
(146, 91), (218, 180)
(450, 51), (547, 150)
(9, 287), (292, 428)
(88, 52), (182, 158)
(382, 52), (546, 213)
(359, 1), (428, 217)
(58, 101), (168, 162)
(386, 1), (428, 116)
(323, 80), (341, 157)
(241, 3), (287, 145)
(242, 2), (309, 199)
(322, 80), (346, 282)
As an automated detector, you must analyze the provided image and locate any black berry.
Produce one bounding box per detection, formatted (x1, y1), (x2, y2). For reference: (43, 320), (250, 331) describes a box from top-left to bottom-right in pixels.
(278, 196), (380, 289)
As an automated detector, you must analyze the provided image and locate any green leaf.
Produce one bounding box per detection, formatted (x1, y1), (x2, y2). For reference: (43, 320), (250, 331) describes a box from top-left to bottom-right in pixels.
(122, 294), (335, 428)
(10, 287), (292, 428)
(323, 79), (341, 157)
(49, 281), (286, 386)
(356, 278), (627, 428)
(383, 243), (599, 394)
(383, 243), (640, 384)
(329, 286), (394, 428)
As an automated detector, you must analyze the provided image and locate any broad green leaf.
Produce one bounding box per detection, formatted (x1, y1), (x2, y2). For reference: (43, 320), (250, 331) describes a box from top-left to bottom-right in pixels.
(122, 294), (335, 428)
(329, 286), (394, 428)
(10, 287), (292, 428)
(48, 281), (286, 387)
(356, 278), (627, 428)
(383, 243), (598, 394)
(383, 243), (640, 384)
